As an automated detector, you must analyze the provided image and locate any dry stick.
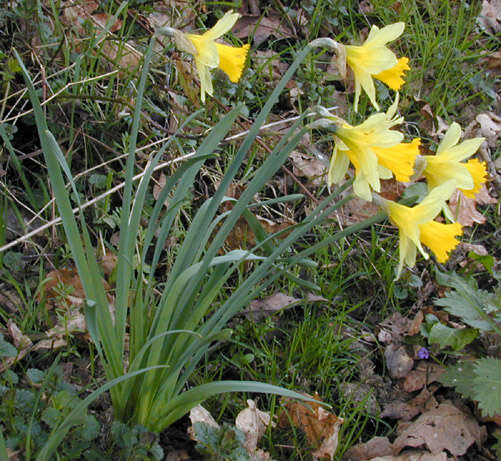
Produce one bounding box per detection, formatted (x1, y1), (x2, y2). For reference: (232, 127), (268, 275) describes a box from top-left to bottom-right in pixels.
(0, 152), (197, 253)
(0, 70), (119, 124)
(3, 103), (335, 252)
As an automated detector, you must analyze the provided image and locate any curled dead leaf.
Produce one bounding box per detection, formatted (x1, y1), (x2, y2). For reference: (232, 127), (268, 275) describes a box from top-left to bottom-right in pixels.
(235, 399), (274, 453)
(290, 151), (327, 186)
(279, 393), (343, 460)
(232, 13), (294, 47)
(343, 436), (393, 461)
(244, 292), (299, 321)
(476, 112), (501, 148)
(368, 450), (449, 460)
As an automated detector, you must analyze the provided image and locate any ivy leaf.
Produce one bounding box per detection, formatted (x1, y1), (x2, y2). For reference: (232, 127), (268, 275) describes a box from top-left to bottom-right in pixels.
(440, 361), (476, 399)
(473, 357), (501, 417)
(428, 323), (477, 351)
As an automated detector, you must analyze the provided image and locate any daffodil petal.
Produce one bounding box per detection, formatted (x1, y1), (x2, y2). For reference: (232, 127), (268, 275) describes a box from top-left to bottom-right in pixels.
(187, 34), (219, 67)
(414, 180), (456, 223)
(396, 232), (415, 279)
(195, 57), (213, 103)
(374, 57), (410, 91)
(203, 11), (240, 40)
(328, 145), (350, 186)
(444, 138), (485, 162)
(366, 22), (405, 46)
(437, 122), (462, 154)
(373, 138), (419, 182)
(353, 174), (373, 201)
(354, 69), (379, 110)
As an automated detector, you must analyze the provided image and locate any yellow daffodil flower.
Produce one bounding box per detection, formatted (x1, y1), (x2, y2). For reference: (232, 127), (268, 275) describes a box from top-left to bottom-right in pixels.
(375, 181), (462, 279)
(422, 122), (487, 198)
(168, 11), (249, 102)
(345, 22), (409, 111)
(327, 98), (417, 201)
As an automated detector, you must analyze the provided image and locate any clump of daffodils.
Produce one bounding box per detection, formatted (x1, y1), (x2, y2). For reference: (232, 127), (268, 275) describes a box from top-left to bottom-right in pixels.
(160, 11), (249, 102)
(159, 11), (491, 279)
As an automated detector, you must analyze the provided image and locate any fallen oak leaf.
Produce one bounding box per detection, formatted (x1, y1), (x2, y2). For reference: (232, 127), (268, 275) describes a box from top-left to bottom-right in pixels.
(244, 292), (300, 321)
(367, 450), (449, 460)
(343, 436), (393, 461)
(392, 402), (486, 456)
(232, 13), (295, 46)
(403, 363), (444, 393)
(279, 393), (343, 460)
(448, 187), (497, 227)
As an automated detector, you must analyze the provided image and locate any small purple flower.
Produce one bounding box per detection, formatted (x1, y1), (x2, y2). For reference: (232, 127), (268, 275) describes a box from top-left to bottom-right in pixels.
(418, 347), (430, 360)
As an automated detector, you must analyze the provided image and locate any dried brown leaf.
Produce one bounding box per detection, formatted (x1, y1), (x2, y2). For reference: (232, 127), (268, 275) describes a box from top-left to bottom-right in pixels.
(7, 319), (32, 349)
(290, 151), (327, 186)
(164, 449), (189, 461)
(403, 363), (444, 393)
(368, 450), (449, 461)
(385, 344), (414, 379)
(254, 50), (289, 81)
(448, 187), (497, 227)
(478, 0), (501, 34)
(476, 112), (501, 148)
(338, 179), (404, 226)
(393, 402), (485, 456)
(485, 50), (501, 70)
(232, 13), (294, 46)
(187, 404), (219, 441)
(41, 268), (86, 309)
(235, 399), (273, 453)
(244, 292), (299, 321)
(379, 313), (412, 345)
(279, 393), (343, 460)
(408, 311), (424, 337)
(343, 436), (393, 461)
(91, 13), (122, 32)
(99, 252), (118, 277)
(418, 105), (449, 140)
